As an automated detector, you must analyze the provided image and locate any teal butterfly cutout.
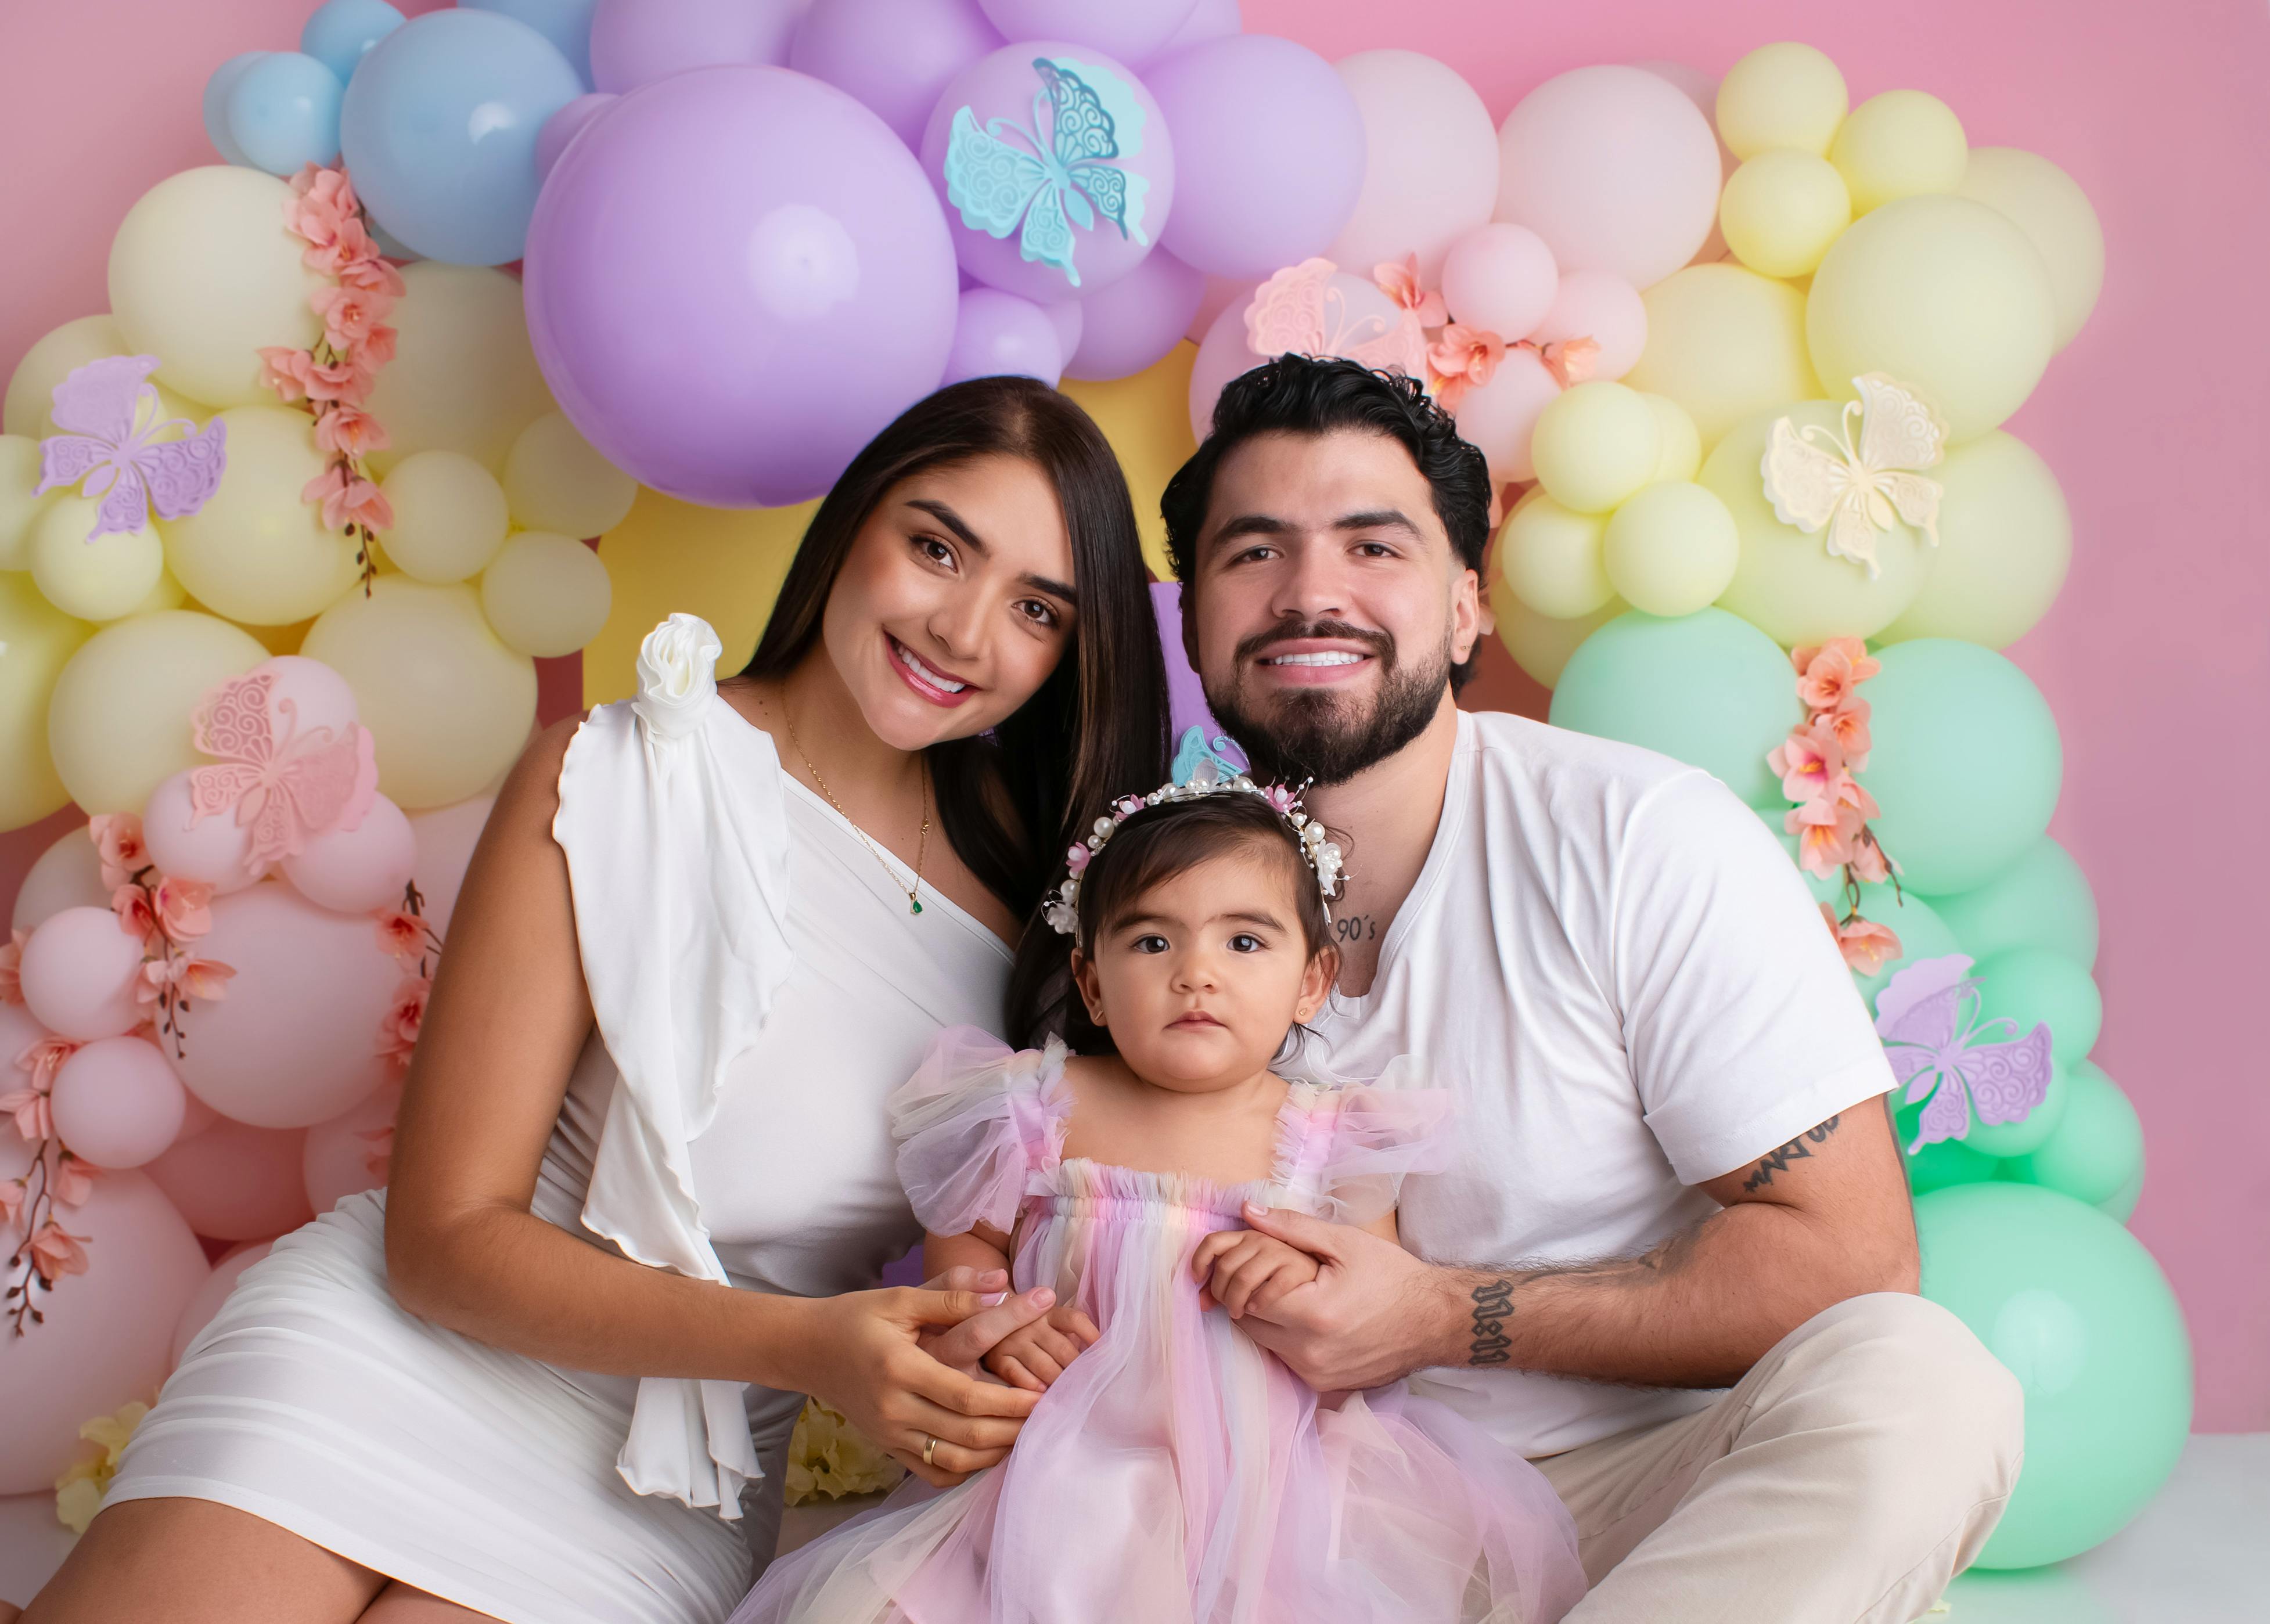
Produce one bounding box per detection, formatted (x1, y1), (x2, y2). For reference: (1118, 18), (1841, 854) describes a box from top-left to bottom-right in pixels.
(1171, 725), (1249, 788)
(942, 56), (1152, 289)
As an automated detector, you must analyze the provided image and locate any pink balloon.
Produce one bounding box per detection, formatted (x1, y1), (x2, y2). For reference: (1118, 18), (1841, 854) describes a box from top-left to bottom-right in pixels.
(174, 1088), (221, 1146)
(535, 92), (617, 181)
(19, 907), (145, 1042)
(144, 1118), (313, 1242)
(588, 0), (803, 93)
(10, 825), (106, 934)
(976, 0), (1199, 65)
(304, 1081), (401, 1218)
(282, 793), (418, 916)
(406, 795), (495, 939)
(170, 1240), (274, 1368)
(1186, 273), (1251, 345)
(259, 655), (362, 739)
(141, 770), (261, 893)
(1323, 50), (1499, 285)
(1629, 60), (1735, 268)
(0, 1143), (208, 1494)
(1529, 269), (1647, 381)
(49, 1036), (186, 1171)
(1494, 65), (1722, 293)
(1440, 223), (1560, 342)
(0, 1005), (50, 1086)
(1451, 347), (1562, 484)
(1066, 248), (1204, 381)
(168, 885), (398, 1130)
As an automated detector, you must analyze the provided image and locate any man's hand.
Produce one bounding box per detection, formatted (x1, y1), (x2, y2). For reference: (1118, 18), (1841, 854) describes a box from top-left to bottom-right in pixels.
(1217, 1201), (1462, 1392)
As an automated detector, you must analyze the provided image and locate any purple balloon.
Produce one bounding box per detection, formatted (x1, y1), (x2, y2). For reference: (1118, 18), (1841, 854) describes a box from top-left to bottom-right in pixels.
(1143, 34), (1364, 280)
(941, 288), (1063, 387)
(1066, 247), (1202, 380)
(1038, 298), (1083, 359)
(977, 0), (1199, 65)
(524, 66), (958, 507)
(588, 0), (805, 93)
(1140, 0), (1239, 66)
(789, 0), (1001, 150)
(919, 41), (1174, 303)
(534, 91), (615, 180)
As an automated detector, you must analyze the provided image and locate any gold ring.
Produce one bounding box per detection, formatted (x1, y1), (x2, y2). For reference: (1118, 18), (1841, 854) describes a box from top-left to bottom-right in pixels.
(921, 1434), (938, 1467)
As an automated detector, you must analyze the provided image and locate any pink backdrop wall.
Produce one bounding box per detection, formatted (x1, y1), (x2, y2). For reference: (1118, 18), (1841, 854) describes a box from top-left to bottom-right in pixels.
(2, 0), (2264, 1428)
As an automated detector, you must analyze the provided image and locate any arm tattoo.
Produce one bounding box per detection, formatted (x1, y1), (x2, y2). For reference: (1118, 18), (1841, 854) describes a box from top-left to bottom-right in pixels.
(1742, 1114), (1843, 1193)
(1467, 1277), (1513, 1365)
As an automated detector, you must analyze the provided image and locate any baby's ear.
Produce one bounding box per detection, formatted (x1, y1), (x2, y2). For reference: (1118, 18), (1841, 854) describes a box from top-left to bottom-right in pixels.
(1069, 948), (1107, 1027)
(1296, 942), (1340, 1020)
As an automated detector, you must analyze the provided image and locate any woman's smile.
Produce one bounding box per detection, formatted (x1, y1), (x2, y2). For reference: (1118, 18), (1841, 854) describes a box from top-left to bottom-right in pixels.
(888, 634), (980, 707)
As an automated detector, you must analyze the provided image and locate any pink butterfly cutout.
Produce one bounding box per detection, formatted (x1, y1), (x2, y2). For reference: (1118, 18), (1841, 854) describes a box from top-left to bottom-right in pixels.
(186, 669), (379, 870)
(33, 355), (228, 541)
(1873, 953), (2054, 1153)
(1244, 259), (1429, 380)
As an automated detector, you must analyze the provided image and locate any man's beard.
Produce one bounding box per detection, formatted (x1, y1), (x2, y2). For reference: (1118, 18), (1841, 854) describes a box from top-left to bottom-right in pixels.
(1204, 620), (1452, 788)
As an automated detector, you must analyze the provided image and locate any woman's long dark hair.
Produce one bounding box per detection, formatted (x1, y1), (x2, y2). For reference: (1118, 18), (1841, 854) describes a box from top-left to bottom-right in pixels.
(740, 376), (1167, 1039)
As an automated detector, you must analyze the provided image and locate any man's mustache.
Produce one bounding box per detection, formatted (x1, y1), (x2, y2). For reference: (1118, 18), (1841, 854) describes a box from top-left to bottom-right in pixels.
(1233, 620), (1397, 670)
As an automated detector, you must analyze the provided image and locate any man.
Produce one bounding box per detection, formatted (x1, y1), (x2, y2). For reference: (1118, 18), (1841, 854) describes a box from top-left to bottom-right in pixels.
(1160, 355), (2022, 1623)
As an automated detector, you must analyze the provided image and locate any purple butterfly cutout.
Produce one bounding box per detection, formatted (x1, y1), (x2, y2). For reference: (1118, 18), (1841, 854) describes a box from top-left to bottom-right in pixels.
(33, 355), (228, 541)
(1873, 953), (2053, 1154)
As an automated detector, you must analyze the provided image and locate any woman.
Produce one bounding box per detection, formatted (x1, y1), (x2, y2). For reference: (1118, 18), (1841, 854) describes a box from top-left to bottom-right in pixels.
(24, 377), (1168, 1624)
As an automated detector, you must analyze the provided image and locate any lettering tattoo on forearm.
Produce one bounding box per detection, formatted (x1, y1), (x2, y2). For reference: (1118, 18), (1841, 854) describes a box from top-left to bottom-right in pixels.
(1467, 1277), (1513, 1365)
(1742, 1114), (1843, 1193)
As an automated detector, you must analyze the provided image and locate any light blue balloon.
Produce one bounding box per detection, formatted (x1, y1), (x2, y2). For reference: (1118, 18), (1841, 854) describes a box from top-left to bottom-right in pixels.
(225, 52), (346, 177)
(300, 0), (406, 84)
(339, 10), (584, 267)
(202, 51), (268, 167)
(464, 0), (601, 88)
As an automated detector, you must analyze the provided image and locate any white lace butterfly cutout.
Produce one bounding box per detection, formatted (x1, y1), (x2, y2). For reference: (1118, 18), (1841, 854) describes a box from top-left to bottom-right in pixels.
(1761, 374), (1947, 579)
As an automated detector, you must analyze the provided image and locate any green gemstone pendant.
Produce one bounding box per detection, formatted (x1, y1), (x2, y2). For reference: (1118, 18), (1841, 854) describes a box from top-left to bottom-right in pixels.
(910, 898), (924, 914)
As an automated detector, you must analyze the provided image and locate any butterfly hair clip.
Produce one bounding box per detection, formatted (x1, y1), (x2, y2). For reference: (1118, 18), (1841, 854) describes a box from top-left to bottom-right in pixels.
(944, 56), (1152, 288)
(34, 355), (228, 541)
(1873, 953), (2054, 1153)
(1760, 373), (1944, 581)
(1243, 258), (1428, 380)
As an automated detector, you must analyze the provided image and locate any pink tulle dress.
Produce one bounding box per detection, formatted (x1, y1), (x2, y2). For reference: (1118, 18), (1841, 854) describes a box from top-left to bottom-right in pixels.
(731, 1028), (1585, 1624)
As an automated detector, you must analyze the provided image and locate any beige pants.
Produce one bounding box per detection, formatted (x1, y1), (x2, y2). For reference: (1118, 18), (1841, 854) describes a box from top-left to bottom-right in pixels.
(1530, 1292), (2024, 1624)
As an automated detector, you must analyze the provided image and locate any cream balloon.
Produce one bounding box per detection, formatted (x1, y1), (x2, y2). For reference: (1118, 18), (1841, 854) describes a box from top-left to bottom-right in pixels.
(1877, 430), (2070, 649)
(1489, 571), (1624, 689)
(159, 406), (365, 624)
(45, 610), (267, 815)
(28, 499), (165, 623)
(1602, 480), (1740, 617)
(0, 575), (92, 831)
(362, 263), (557, 475)
(1700, 403), (1931, 644)
(1719, 150), (1851, 279)
(502, 412), (638, 539)
(378, 451), (512, 584)
(3, 314), (201, 437)
(10, 825), (106, 933)
(1323, 51), (1501, 284)
(1496, 490), (1613, 618)
(1956, 147), (2104, 351)
(1640, 393), (1701, 484)
(1624, 264), (1820, 448)
(1714, 42), (1848, 160)
(1528, 381), (1661, 515)
(480, 531), (613, 657)
(1830, 89), (1967, 216)
(1807, 195), (2056, 444)
(301, 577), (537, 809)
(107, 168), (326, 408)
(125, 567), (189, 617)
(1448, 347), (1561, 484)
(0, 434), (56, 569)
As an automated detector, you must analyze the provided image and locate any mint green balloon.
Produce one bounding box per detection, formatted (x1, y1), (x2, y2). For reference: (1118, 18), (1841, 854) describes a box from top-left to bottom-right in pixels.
(1865, 639), (2063, 894)
(1974, 946), (2102, 1064)
(1550, 608), (1803, 808)
(2099, 1162), (2143, 1223)
(2010, 1061), (2143, 1208)
(1923, 834), (2099, 970)
(1904, 1129), (2000, 1194)
(1938, 1565), (2119, 1624)
(1846, 881), (1962, 1007)
(1916, 1182), (2192, 1568)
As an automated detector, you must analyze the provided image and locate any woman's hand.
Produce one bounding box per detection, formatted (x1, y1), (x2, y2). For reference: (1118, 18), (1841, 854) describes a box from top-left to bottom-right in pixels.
(1192, 1227), (1322, 1320)
(983, 1303), (1102, 1392)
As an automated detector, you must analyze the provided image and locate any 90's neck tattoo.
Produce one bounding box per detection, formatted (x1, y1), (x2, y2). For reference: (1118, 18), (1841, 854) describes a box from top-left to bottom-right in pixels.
(1467, 1277), (1513, 1365)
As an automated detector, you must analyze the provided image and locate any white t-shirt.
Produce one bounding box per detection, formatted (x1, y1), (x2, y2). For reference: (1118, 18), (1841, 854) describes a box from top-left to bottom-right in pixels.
(1300, 709), (1897, 1459)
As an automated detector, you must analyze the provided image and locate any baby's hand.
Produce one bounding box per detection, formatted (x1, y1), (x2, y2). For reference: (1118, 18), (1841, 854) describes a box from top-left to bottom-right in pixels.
(1191, 1229), (1321, 1320)
(983, 1302), (1101, 1392)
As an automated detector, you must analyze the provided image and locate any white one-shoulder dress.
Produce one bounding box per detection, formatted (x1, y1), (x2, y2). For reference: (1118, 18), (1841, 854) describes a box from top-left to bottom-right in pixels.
(105, 615), (1014, 1624)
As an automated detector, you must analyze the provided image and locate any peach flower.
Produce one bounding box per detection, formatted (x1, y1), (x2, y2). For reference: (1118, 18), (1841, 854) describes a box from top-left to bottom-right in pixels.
(1790, 637), (1880, 714)
(153, 876), (215, 944)
(1373, 254), (1448, 327)
(315, 404), (390, 459)
(357, 1122), (395, 1181)
(1848, 831), (1892, 885)
(1, 1080), (52, 1142)
(376, 974), (431, 1070)
(260, 347), (374, 408)
(111, 884), (160, 949)
(373, 909), (427, 961)
(1767, 718), (1846, 808)
(1535, 335), (1600, 388)
(303, 465), (395, 532)
(0, 1178), (21, 1226)
(313, 284), (390, 351)
(303, 215), (383, 279)
(339, 255), (408, 301)
(90, 814), (148, 890)
(1427, 323), (1507, 412)
(1823, 699), (1872, 769)
(52, 1153), (99, 1208)
(28, 1220), (91, 1284)
(1834, 914), (1902, 975)
(19, 1036), (77, 1094)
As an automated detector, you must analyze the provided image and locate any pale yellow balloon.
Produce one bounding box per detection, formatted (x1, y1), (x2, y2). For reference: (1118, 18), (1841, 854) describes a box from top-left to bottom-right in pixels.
(108, 168), (326, 408)
(363, 264), (558, 476)
(46, 609), (267, 815)
(1529, 383), (1661, 516)
(1719, 150), (1851, 280)
(480, 532), (613, 657)
(1956, 147), (2104, 351)
(1060, 343), (1200, 581)
(502, 413), (638, 540)
(1624, 264), (1821, 449)
(379, 451), (512, 584)
(159, 407), (364, 624)
(302, 577), (536, 808)
(3, 315), (200, 438)
(129, 568), (189, 617)
(0, 434), (53, 570)
(0, 574), (91, 831)
(1602, 480), (1740, 618)
(1497, 490), (1614, 618)
(1830, 90), (1967, 216)
(1489, 571), (1624, 690)
(28, 499), (165, 623)
(1877, 430), (2070, 649)
(1808, 195), (2055, 443)
(1715, 42), (1848, 160)
(1699, 404), (1930, 644)
(1640, 393), (1701, 484)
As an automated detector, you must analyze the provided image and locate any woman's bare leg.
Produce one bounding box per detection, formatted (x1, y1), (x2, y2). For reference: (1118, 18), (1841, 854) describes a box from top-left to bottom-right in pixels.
(355, 1582), (503, 1622)
(22, 1498), (386, 1624)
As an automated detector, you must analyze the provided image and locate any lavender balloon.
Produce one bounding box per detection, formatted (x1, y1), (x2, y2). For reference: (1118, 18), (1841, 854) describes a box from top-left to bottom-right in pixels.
(524, 66), (959, 507)
(534, 92), (616, 181)
(941, 289), (1064, 387)
(1144, 34), (1363, 280)
(1066, 247), (1203, 380)
(1142, 0), (1240, 65)
(789, 0), (1001, 149)
(1039, 298), (1083, 358)
(588, 0), (805, 93)
(977, 0), (1199, 65)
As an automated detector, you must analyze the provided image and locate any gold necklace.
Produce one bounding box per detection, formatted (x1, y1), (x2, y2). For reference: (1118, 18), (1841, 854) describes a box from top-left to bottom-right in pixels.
(782, 704), (931, 916)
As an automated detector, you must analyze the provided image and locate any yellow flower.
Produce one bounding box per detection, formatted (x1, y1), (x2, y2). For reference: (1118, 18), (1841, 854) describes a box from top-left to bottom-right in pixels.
(53, 1399), (150, 1535)
(783, 1398), (904, 1506)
